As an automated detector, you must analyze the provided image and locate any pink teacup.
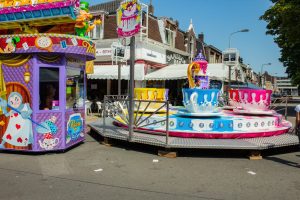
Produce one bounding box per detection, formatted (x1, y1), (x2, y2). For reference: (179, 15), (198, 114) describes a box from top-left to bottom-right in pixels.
(229, 89), (272, 111)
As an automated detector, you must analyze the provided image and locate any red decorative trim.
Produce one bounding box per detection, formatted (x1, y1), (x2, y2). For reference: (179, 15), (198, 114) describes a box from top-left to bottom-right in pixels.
(0, 34), (95, 60)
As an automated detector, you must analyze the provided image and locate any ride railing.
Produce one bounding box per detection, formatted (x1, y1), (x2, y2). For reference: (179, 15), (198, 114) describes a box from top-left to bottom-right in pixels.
(221, 94), (290, 120)
(103, 95), (171, 146)
(270, 96), (290, 120)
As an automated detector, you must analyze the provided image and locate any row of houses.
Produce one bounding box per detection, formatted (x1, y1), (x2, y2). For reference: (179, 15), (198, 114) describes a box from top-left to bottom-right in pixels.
(86, 0), (298, 102)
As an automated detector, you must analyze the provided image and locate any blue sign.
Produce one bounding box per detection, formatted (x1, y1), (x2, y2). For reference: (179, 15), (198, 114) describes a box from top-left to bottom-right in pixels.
(67, 113), (83, 141)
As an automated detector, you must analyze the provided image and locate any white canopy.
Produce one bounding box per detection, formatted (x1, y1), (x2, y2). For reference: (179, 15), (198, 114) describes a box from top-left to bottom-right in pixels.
(87, 64), (145, 80)
(145, 63), (229, 81)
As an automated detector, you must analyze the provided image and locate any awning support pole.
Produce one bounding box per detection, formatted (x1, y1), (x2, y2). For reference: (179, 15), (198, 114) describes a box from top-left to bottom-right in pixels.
(128, 36), (135, 142)
(118, 62), (121, 95)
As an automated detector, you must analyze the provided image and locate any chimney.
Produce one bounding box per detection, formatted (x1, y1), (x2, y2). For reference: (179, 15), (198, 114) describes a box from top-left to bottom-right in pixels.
(198, 32), (204, 42)
(149, 0), (154, 15)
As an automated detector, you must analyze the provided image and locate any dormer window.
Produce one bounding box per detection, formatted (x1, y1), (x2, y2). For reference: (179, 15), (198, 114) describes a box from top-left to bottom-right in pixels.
(88, 18), (103, 40)
(189, 37), (194, 58)
(165, 27), (175, 47)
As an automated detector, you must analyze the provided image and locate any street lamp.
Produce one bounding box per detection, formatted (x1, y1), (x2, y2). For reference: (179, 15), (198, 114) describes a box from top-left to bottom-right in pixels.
(260, 62), (272, 87)
(225, 29), (249, 93)
(228, 29), (250, 48)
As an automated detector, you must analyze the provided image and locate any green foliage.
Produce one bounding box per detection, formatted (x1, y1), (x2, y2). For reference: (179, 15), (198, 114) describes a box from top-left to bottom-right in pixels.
(260, 0), (300, 85)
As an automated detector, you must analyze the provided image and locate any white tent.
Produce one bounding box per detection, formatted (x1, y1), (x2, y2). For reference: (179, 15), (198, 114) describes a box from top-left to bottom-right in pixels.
(87, 63), (145, 80)
(145, 63), (230, 81)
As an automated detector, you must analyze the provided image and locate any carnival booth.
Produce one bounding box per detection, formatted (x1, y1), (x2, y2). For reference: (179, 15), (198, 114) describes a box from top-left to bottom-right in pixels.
(0, 0), (98, 152)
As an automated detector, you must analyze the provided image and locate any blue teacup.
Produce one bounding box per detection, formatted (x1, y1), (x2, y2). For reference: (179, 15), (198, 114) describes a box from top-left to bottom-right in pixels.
(182, 88), (220, 113)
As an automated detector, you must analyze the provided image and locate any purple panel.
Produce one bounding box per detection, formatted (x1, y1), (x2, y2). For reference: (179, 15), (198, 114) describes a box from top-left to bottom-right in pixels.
(37, 56), (64, 66)
(65, 109), (85, 148)
(12, 46), (95, 61)
(34, 112), (64, 151)
(2, 59), (34, 98)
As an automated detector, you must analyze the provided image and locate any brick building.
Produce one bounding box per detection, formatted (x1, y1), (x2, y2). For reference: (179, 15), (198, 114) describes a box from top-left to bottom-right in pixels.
(87, 0), (223, 103)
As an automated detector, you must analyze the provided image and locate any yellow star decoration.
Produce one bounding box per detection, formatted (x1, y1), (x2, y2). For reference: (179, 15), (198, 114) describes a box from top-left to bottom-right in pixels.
(0, 121), (5, 126)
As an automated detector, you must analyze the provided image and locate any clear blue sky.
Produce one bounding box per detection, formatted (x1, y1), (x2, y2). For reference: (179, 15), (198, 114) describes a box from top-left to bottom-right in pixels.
(86, 0), (285, 76)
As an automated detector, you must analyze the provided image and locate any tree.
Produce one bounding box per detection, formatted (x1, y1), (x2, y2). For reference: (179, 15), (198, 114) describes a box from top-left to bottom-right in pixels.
(260, 0), (300, 85)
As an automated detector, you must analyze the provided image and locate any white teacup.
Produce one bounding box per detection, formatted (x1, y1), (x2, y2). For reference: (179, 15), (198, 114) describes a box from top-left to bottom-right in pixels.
(182, 88), (220, 113)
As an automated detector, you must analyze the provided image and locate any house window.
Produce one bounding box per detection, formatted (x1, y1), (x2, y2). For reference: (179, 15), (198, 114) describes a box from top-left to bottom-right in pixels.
(209, 54), (215, 63)
(189, 38), (194, 58)
(88, 19), (102, 40)
(165, 28), (175, 47)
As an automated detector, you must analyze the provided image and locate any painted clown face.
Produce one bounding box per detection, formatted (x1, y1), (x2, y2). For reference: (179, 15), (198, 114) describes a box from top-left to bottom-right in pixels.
(9, 94), (22, 109)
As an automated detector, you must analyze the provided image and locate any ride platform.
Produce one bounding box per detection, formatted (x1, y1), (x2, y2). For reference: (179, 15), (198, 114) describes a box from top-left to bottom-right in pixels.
(89, 118), (299, 151)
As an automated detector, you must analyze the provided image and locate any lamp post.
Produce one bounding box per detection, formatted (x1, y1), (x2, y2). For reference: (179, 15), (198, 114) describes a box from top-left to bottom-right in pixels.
(260, 62), (271, 87)
(226, 29), (249, 92)
(228, 29), (249, 48)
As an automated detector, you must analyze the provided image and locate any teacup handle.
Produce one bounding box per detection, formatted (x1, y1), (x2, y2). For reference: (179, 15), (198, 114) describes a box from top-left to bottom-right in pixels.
(190, 92), (198, 104)
(54, 138), (59, 146)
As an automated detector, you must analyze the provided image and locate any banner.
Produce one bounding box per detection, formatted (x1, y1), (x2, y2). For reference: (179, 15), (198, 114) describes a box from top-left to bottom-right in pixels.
(117, 0), (141, 37)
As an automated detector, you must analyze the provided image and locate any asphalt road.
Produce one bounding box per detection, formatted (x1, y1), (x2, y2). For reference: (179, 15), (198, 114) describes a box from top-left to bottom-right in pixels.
(1, 103), (300, 200)
(0, 129), (299, 200)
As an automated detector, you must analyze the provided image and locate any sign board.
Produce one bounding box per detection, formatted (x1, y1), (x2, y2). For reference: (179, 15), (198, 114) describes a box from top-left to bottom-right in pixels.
(166, 50), (188, 64)
(117, 0), (141, 37)
(96, 48), (112, 56)
(111, 42), (127, 61)
(222, 48), (239, 66)
(136, 48), (166, 64)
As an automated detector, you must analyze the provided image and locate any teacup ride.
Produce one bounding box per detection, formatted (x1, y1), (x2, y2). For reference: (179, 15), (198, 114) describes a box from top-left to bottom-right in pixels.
(112, 52), (292, 139)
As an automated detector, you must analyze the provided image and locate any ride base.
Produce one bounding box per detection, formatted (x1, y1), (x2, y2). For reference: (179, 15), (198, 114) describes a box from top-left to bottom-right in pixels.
(89, 118), (299, 151)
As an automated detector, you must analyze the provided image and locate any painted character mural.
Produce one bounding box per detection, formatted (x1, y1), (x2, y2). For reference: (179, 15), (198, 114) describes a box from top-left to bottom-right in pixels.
(36, 116), (59, 150)
(0, 92), (33, 149)
(66, 113), (84, 144)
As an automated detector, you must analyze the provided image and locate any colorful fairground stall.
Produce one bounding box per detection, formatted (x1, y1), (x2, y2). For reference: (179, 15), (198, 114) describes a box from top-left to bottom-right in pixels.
(0, 0), (98, 152)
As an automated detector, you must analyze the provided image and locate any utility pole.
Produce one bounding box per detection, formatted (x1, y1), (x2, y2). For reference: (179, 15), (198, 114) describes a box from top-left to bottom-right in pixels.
(128, 36), (135, 142)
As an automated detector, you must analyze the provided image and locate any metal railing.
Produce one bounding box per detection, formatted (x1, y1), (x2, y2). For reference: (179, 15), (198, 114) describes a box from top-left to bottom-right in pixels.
(270, 96), (290, 120)
(222, 94), (290, 120)
(103, 95), (170, 146)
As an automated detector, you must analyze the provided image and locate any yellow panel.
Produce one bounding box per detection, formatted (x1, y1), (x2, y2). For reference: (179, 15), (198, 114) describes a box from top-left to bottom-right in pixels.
(86, 61), (94, 74)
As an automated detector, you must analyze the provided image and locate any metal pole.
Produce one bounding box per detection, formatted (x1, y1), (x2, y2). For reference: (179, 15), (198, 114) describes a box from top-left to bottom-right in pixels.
(103, 96), (106, 134)
(166, 101), (169, 147)
(228, 31), (237, 48)
(228, 65), (232, 91)
(285, 96), (288, 120)
(128, 36), (135, 142)
(260, 65), (263, 87)
(296, 110), (300, 136)
(118, 62), (121, 95)
(229, 34), (232, 48)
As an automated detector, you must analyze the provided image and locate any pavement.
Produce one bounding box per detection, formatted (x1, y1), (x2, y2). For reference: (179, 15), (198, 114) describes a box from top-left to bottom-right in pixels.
(0, 111), (299, 200)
